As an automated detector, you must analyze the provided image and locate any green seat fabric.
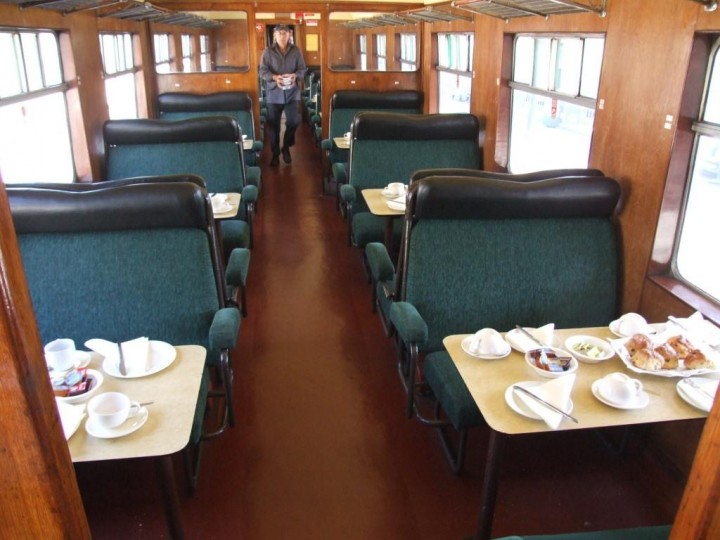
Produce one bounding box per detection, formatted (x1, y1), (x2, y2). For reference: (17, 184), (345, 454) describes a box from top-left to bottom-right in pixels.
(423, 352), (484, 430)
(351, 212), (403, 249)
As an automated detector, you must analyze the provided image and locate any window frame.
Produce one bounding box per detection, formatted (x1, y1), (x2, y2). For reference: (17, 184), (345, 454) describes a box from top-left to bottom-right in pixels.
(375, 33), (387, 71)
(436, 32), (474, 114)
(399, 33), (416, 72)
(99, 32), (139, 120)
(153, 33), (172, 73)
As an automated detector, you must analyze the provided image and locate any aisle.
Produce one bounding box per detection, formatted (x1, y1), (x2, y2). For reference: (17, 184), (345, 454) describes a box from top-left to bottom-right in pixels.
(76, 121), (683, 539)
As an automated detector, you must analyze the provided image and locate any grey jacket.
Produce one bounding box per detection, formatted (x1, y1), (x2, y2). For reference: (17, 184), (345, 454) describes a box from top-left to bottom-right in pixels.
(259, 43), (307, 104)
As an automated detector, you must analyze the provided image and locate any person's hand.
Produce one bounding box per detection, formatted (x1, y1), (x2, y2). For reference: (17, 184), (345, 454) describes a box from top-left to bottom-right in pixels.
(284, 73), (297, 84)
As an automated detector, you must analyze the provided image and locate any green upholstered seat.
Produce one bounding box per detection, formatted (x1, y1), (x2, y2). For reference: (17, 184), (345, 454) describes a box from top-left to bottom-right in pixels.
(104, 117), (258, 249)
(366, 174), (621, 471)
(494, 525), (671, 540)
(8, 180), (242, 488)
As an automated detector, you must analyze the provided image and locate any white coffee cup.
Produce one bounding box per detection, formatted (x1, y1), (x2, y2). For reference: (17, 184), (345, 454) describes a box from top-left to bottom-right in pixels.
(44, 338), (76, 372)
(618, 312), (651, 336)
(600, 372), (643, 404)
(88, 392), (142, 429)
(470, 328), (506, 355)
(344, 131), (351, 140)
(387, 182), (406, 196)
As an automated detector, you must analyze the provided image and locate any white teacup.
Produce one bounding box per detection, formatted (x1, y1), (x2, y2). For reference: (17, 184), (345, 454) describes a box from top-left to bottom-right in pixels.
(88, 392), (142, 429)
(44, 338), (76, 372)
(344, 131), (351, 140)
(470, 328), (507, 355)
(618, 312), (651, 336)
(387, 182), (406, 196)
(600, 372), (643, 404)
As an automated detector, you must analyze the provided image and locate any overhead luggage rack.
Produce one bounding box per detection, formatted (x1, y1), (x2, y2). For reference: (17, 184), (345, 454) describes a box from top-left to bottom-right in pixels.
(451, 0), (606, 21)
(0, 0), (222, 27)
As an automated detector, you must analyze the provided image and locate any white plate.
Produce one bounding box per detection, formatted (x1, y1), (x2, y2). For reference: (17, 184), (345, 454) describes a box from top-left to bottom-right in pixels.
(381, 188), (405, 199)
(102, 341), (176, 378)
(56, 369), (104, 404)
(505, 381), (574, 420)
(676, 377), (719, 413)
(525, 348), (578, 379)
(461, 335), (511, 359)
(386, 200), (406, 212)
(591, 379), (650, 409)
(609, 319), (664, 338)
(610, 335), (719, 378)
(565, 335), (614, 363)
(85, 407), (149, 439)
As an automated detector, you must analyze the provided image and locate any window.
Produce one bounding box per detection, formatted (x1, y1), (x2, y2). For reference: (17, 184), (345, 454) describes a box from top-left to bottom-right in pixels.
(508, 35), (604, 173)
(673, 39), (720, 301)
(375, 34), (386, 71)
(437, 33), (474, 113)
(358, 35), (367, 71)
(181, 34), (193, 72)
(0, 29), (74, 183)
(200, 35), (210, 72)
(400, 33), (416, 71)
(154, 33), (172, 73)
(100, 32), (138, 120)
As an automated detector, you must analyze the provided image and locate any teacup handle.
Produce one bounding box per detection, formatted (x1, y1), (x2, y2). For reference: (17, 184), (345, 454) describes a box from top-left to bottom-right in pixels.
(629, 378), (643, 394)
(127, 401), (142, 419)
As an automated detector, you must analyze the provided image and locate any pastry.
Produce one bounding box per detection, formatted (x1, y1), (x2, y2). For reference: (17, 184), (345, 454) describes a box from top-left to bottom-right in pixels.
(684, 349), (714, 370)
(668, 335), (694, 359)
(630, 347), (664, 371)
(626, 333), (653, 354)
(654, 343), (679, 369)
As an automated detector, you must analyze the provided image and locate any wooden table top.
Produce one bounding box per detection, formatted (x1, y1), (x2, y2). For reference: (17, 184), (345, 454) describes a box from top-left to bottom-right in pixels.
(362, 188), (405, 216)
(213, 192), (241, 220)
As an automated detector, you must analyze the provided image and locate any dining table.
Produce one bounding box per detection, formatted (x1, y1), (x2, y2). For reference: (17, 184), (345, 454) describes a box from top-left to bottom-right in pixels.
(66, 344), (206, 539)
(361, 188), (405, 254)
(242, 139), (254, 151)
(211, 192), (241, 220)
(443, 326), (712, 540)
(333, 136), (350, 150)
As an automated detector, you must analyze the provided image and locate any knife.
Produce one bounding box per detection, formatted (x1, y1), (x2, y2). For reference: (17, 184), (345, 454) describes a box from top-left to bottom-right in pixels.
(117, 341), (127, 376)
(512, 385), (579, 423)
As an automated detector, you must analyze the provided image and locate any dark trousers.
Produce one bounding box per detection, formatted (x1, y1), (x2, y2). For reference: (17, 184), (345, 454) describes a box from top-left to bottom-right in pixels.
(266, 101), (301, 155)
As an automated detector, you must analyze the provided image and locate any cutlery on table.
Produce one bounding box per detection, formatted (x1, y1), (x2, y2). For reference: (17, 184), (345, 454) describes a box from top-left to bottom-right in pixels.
(512, 385), (579, 423)
(683, 378), (716, 401)
(117, 341), (127, 376)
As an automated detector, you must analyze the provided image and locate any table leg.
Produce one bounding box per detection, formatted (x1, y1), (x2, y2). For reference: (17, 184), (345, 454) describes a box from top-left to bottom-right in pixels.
(475, 430), (504, 540)
(156, 455), (186, 540)
(384, 216), (394, 255)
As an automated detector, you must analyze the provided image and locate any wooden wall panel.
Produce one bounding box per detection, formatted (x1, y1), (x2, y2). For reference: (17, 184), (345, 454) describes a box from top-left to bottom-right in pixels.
(0, 185), (90, 538)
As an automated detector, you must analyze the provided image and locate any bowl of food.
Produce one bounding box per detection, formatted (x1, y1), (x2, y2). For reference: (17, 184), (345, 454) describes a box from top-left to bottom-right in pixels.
(525, 347), (578, 378)
(565, 335), (614, 363)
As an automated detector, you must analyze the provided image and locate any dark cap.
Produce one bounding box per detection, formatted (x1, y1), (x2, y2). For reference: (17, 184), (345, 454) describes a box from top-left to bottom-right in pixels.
(274, 24), (290, 33)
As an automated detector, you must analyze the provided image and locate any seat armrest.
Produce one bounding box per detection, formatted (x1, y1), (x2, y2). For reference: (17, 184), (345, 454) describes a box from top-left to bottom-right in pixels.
(245, 166), (261, 189)
(226, 248), (250, 287)
(320, 139), (332, 151)
(252, 141), (263, 152)
(209, 307), (241, 350)
(389, 302), (428, 345)
(331, 162), (347, 184)
(365, 242), (394, 283)
(242, 185), (258, 203)
(339, 184), (356, 203)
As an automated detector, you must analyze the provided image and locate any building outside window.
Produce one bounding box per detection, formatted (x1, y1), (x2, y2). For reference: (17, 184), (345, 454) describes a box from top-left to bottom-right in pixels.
(508, 34), (604, 173)
(673, 38), (720, 301)
(437, 33), (473, 113)
(100, 32), (138, 120)
(154, 33), (172, 73)
(0, 29), (74, 183)
(375, 34), (386, 71)
(400, 33), (416, 71)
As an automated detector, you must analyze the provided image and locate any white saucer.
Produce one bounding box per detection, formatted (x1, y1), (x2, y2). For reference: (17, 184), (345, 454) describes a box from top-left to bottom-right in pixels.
(461, 335), (511, 359)
(56, 369), (104, 404)
(505, 381), (574, 420)
(381, 188), (405, 199)
(85, 407), (149, 439)
(102, 340), (176, 378)
(212, 202), (233, 214)
(591, 379), (650, 409)
(608, 319), (662, 338)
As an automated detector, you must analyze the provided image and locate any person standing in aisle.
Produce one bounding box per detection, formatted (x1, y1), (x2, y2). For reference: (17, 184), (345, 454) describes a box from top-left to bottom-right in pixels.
(259, 24), (307, 166)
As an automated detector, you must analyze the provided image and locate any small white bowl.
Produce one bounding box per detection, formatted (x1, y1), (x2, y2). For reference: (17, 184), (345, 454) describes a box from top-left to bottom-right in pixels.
(565, 335), (614, 363)
(525, 347), (578, 379)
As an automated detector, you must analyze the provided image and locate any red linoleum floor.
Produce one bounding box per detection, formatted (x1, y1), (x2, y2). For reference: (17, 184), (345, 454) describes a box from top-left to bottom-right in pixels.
(74, 120), (690, 539)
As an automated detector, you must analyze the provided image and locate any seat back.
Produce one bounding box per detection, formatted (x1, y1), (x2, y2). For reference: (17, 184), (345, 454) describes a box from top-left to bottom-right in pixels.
(327, 90), (424, 163)
(158, 91), (256, 141)
(398, 175), (622, 352)
(104, 117), (249, 217)
(348, 112), (483, 217)
(8, 180), (224, 350)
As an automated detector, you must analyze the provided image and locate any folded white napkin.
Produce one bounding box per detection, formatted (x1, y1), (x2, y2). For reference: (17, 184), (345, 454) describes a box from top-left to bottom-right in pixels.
(55, 398), (85, 440)
(509, 323), (555, 353)
(514, 374), (575, 430)
(670, 311), (720, 347)
(386, 199), (406, 211)
(85, 337), (150, 375)
(683, 378), (719, 411)
(211, 194), (231, 212)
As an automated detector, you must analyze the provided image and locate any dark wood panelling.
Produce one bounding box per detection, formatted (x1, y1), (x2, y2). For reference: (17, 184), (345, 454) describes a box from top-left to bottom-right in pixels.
(0, 185), (90, 538)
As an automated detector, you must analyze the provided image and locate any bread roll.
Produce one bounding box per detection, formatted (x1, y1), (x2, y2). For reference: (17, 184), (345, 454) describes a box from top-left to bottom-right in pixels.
(631, 347), (664, 371)
(654, 343), (679, 369)
(684, 349), (714, 370)
(626, 333), (653, 354)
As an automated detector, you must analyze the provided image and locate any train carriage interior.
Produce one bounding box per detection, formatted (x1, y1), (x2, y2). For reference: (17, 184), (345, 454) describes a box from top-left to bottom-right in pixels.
(1, 0), (720, 538)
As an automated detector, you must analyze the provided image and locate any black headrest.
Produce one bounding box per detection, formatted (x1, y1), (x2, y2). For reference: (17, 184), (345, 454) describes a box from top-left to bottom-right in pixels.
(9, 175), (207, 192)
(409, 176), (621, 220)
(8, 179), (210, 234)
(410, 168), (605, 183)
(158, 92), (252, 113)
(331, 90), (423, 111)
(353, 112), (480, 141)
(104, 117), (240, 146)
